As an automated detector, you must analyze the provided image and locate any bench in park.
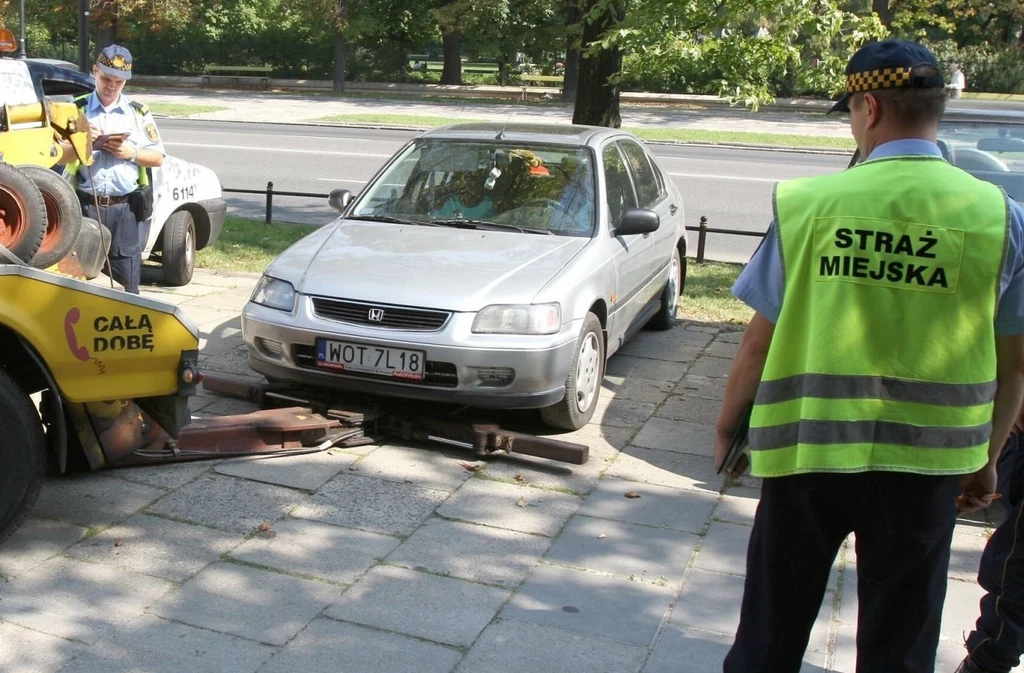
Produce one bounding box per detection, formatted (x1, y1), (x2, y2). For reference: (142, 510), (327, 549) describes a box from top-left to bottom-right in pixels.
(201, 65), (273, 87)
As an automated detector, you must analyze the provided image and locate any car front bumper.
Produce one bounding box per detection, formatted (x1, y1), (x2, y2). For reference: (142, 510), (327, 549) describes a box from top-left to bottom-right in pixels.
(240, 297), (581, 409)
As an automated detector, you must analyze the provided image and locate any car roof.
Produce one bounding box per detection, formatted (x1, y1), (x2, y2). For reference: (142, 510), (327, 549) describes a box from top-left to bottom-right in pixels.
(419, 122), (629, 146)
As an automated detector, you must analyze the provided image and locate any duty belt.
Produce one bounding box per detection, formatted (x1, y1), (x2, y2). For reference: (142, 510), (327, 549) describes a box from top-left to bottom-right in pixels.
(78, 191), (131, 206)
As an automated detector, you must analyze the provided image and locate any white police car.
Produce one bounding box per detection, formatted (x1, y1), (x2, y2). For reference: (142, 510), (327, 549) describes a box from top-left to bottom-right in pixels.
(25, 58), (225, 286)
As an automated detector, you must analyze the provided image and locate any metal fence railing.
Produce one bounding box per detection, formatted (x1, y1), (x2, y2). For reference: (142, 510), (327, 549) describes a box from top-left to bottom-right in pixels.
(223, 183), (769, 263)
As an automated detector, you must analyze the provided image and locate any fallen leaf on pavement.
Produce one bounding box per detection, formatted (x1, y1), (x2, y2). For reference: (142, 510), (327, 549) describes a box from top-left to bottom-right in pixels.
(258, 522), (272, 532)
(625, 491), (641, 499)
(348, 465), (360, 471)
(514, 473), (525, 482)
(516, 497), (529, 508)
(114, 539), (124, 547)
(459, 461), (483, 472)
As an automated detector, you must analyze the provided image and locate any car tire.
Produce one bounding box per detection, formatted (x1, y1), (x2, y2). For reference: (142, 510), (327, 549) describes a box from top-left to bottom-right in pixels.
(540, 312), (604, 431)
(17, 165), (83, 269)
(161, 209), (195, 286)
(0, 370), (47, 544)
(647, 247), (681, 331)
(0, 162), (48, 264)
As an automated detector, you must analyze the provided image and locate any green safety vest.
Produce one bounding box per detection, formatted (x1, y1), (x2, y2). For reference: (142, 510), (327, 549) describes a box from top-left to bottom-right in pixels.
(749, 155), (1009, 478)
(65, 93), (150, 188)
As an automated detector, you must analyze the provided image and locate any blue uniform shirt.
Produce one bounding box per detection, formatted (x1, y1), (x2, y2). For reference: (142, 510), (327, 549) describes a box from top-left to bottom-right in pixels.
(77, 92), (165, 197)
(733, 138), (1024, 336)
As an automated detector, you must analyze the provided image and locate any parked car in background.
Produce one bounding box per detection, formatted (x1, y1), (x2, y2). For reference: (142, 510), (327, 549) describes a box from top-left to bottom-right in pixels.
(24, 57), (226, 286)
(242, 123), (689, 430)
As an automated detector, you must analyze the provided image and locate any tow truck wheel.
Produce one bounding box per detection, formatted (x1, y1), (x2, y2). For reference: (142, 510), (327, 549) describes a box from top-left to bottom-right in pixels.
(18, 165), (83, 270)
(0, 162), (47, 264)
(0, 370), (46, 545)
(162, 209), (195, 286)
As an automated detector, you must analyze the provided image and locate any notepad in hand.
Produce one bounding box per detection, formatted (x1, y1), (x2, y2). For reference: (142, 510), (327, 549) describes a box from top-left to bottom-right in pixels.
(718, 404), (753, 475)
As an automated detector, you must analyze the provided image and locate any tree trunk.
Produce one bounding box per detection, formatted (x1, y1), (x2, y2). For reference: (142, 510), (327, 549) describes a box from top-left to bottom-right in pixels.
(562, 0), (580, 103)
(498, 56), (507, 87)
(441, 31), (462, 85)
(96, 18), (117, 53)
(872, 0), (891, 27)
(332, 0), (347, 93)
(571, 0), (625, 127)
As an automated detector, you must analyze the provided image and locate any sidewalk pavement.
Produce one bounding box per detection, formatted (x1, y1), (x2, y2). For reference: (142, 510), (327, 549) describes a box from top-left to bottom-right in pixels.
(0, 267), (1009, 673)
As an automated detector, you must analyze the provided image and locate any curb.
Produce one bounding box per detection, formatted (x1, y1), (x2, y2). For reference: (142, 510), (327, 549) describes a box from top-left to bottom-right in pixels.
(154, 114), (855, 156)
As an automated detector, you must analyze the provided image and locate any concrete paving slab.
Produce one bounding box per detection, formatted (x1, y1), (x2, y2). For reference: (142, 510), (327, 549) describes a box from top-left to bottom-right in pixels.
(291, 472), (450, 536)
(687, 356), (733, 378)
(604, 355), (689, 383)
(351, 443), (474, 491)
(632, 417), (715, 457)
(198, 334), (246, 357)
(655, 395), (722, 425)
(257, 617), (462, 673)
(0, 556), (173, 644)
(600, 375), (676, 404)
(670, 568), (745, 635)
(145, 473), (310, 534)
(197, 397), (262, 416)
(108, 460), (218, 491)
(501, 563), (675, 645)
(948, 526), (990, 581)
(937, 578), (985, 671)
(56, 614), (276, 673)
(0, 621), (86, 673)
(692, 521), (751, 576)
(454, 619), (647, 673)
(385, 518), (551, 588)
(616, 330), (706, 362)
(228, 517), (400, 584)
(605, 445), (726, 493)
(0, 517), (88, 578)
(717, 330), (745, 343)
(182, 291), (251, 313)
(644, 623), (735, 673)
(578, 477), (718, 534)
(674, 373), (725, 400)
(215, 450), (357, 491)
(544, 515), (699, 581)
(200, 347), (258, 378)
(147, 561), (342, 646)
(63, 513), (243, 582)
(32, 473), (166, 530)
(560, 422), (638, 452)
(326, 565), (510, 647)
(704, 340), (740, 359)
(590, 395), (657, 429)
(480, 445), (615, 496)
(714, 486), (761, 526)
(436, 478), (583, 536)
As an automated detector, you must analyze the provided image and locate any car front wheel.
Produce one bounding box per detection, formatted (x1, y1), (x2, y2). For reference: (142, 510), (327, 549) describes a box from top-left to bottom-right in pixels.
(540, 312), (605, 431)
(647, 247), (681, 331)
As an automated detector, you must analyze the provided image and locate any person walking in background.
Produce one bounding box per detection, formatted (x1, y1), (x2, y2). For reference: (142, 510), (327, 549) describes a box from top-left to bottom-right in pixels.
(949, 62), (966, 99)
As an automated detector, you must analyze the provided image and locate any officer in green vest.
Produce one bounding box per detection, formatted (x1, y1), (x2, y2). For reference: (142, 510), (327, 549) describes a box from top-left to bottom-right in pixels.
(57, 44), (165, 294)
(714, 39), (1024, 673)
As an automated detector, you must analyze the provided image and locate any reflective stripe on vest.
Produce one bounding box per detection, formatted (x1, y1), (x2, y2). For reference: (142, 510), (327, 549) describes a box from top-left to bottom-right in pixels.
(749, 155), (1009, 478)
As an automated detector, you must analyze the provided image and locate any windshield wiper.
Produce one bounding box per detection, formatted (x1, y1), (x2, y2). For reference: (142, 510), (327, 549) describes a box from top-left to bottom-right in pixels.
(351, 215), (438, 226)
(430, 219), (554, 235)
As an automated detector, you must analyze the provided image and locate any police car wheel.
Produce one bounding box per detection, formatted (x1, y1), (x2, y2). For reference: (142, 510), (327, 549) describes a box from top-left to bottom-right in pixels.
(17, 165), (83, 270)
(0, 370), (46, 545)
(0, 162), (47, 265)
(161, 210), (195, 286)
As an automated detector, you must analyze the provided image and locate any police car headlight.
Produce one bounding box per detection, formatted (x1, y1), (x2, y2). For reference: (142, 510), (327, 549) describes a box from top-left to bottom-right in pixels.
(472, 303), (561, 335)
(251, 276), (296, 312)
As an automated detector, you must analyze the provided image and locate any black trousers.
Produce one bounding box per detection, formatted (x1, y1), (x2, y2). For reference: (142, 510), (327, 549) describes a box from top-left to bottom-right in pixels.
(966, 433), (1024, 673)
(723, 471), (962, 673)
(81, 199), (141, 294)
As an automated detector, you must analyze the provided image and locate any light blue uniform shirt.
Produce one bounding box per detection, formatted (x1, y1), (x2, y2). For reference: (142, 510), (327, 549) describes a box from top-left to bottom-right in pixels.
(77, 92), (165, 197)
(732, 139), (1024, 335)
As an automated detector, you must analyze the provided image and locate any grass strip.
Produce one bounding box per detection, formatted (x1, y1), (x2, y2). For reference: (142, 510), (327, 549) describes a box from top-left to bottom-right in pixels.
(148, 103), (230, 117)
(679, 261), (753, 325)
(197, 216), (318, 274)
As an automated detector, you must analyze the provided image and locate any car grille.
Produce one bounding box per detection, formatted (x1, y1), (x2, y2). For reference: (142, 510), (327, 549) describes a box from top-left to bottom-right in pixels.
(292, 345), (459, 387)
(311, 297), (451, 332)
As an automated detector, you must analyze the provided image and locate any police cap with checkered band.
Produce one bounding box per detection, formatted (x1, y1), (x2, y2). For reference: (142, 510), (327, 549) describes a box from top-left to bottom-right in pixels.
(96, 44), (133, 80)
(828, 39), (945, 114)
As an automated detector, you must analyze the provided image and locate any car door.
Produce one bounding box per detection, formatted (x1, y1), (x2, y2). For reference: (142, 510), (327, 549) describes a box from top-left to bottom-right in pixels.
(617, 138), (677, 308)
(602, 141), (653, 339)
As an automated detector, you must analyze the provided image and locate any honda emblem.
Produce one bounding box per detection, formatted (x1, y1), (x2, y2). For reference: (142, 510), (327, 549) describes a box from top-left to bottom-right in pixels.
(368, 308), (385, 322)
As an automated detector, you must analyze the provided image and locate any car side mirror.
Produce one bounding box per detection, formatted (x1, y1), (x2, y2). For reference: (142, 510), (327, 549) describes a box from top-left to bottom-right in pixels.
(328, 189), (353, 212)
(615, 208), (660, 236)
(978, 137), (1024, 153)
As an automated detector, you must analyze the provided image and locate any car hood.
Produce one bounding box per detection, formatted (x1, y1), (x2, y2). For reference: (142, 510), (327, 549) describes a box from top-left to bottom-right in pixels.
(274, 220), (589, 311)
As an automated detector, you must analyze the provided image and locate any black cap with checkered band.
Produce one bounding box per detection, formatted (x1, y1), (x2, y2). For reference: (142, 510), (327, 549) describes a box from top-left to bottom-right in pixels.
(828, 39), (945, 114)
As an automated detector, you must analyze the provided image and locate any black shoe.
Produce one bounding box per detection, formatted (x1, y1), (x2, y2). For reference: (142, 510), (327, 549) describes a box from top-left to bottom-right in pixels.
(954, 657), (988, 673)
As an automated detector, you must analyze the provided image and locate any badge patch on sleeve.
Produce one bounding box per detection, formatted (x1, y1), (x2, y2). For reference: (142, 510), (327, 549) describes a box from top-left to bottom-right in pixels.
(144, 123), (160, 142)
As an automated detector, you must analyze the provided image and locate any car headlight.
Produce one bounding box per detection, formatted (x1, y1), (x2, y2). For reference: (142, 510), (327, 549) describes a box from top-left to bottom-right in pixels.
(250, 276), (296, 312)
(472, 303), (561, 335)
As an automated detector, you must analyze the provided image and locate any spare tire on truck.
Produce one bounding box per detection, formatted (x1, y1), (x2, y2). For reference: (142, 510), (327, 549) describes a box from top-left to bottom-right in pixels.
(17, 165), (83, 269)
(0, 369), (46, 545)
(0, 162), (47, 264)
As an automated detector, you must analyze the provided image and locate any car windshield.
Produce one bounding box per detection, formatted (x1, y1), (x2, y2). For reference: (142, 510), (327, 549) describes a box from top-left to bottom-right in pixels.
(937, 118), (1024, 204)
(350, 140), (597, 236)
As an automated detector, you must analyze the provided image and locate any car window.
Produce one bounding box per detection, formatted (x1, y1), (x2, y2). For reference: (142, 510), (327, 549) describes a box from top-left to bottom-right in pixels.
(351, 140), (597, 236)
(603, 143), (638, 226)
(618, 139), (664, 208)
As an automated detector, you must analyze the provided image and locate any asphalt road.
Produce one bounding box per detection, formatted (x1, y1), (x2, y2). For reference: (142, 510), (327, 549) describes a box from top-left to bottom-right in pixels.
(157, 119), (854, 263)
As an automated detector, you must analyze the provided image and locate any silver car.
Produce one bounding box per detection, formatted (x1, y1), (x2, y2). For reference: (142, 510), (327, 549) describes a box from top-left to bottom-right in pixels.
(241, 123), (688, 430)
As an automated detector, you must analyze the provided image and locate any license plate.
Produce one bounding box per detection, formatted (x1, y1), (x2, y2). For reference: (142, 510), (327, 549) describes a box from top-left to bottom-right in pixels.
(315, 339), (426, 380)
